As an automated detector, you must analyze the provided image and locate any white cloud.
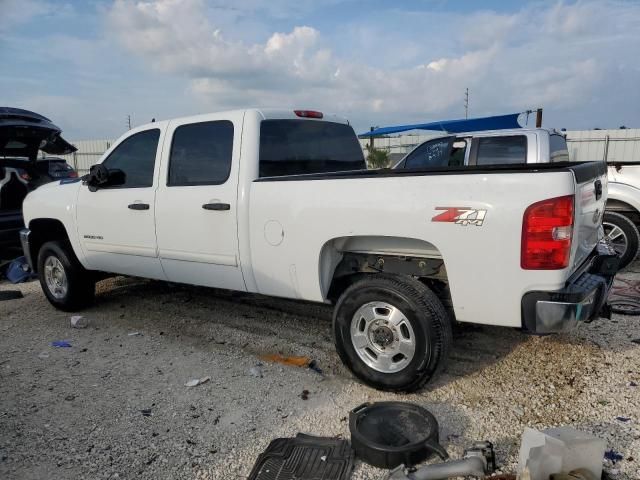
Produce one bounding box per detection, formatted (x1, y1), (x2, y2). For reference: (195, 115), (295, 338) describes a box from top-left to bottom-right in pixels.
(6, 0), (639, 137)
(104, 0), (639, 130)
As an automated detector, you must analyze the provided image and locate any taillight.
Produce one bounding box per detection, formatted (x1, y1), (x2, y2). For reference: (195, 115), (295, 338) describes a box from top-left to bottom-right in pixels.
(19, 172), (31, 181)
(68, 171), (78, 178)
(294, 110), (323, 119)
(521, 195), (574, 269)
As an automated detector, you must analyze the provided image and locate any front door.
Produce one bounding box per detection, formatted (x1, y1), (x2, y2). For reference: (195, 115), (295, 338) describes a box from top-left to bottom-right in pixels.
(76, 127), (166, 279)
(155, 113), (245, 291)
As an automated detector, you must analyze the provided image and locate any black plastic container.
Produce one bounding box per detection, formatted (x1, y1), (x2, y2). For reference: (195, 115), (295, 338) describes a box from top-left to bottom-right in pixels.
(349, 402), (448, 469)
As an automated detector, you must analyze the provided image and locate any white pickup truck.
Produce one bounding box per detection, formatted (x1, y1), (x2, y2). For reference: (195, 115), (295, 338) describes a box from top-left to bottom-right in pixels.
(19, 109), (618, 391)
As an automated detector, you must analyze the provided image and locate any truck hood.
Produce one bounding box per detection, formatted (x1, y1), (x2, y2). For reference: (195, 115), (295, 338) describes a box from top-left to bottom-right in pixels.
(0, 107), (76, 164)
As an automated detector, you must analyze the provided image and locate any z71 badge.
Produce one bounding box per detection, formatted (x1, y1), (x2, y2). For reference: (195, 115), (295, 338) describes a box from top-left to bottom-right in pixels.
(432, 207), (487, 226)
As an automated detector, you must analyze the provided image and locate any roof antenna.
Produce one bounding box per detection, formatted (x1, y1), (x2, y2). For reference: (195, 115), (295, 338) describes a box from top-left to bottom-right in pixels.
(151, 118), (156, 123)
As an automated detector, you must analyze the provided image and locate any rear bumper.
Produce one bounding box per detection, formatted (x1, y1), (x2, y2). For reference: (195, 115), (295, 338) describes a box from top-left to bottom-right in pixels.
(522, 241), (619, 334)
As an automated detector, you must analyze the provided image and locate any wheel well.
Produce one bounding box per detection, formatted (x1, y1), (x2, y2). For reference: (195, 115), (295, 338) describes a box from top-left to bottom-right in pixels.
(320, 236), (452, 316)
(28, 218), (70, 272)
(606, 199), (640, 225)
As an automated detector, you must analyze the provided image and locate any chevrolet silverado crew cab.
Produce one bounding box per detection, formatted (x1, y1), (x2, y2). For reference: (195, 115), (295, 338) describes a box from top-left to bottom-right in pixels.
(19, 109), (617, 391)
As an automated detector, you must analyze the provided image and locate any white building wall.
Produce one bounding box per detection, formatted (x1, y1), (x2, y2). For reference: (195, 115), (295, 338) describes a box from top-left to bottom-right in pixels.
(565, 129), (640, 163)
(42, 139), (115, 174)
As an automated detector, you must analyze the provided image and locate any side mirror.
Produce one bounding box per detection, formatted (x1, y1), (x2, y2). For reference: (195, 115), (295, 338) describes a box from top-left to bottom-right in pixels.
(84, 164), (125, 191)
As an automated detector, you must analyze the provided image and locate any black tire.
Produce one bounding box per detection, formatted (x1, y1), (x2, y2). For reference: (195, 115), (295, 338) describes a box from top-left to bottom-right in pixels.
(603, 211), (639, 269)
(37, 240), (95, 311)
(333, 274), (452, 392)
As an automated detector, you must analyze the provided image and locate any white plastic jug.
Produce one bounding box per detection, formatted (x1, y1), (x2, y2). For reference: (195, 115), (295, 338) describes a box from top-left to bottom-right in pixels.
(518, 427), (606, 480)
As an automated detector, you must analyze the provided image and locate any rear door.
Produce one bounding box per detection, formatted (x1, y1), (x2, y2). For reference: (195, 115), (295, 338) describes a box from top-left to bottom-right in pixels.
(154, 112), (245, 291)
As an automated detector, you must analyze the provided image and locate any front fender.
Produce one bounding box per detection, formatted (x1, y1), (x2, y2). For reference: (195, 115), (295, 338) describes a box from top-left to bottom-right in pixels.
(607, 182), (640, 213)
(22, 179), (87, 267)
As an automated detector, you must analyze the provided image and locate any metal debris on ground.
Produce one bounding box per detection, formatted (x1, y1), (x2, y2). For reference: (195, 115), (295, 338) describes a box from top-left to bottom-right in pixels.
(51, 340), (72, 348)
(70, 315), (88, 329)
(386, 441), (495, 480)
(127, 332), (142, 336)
(184, 376), (211, 387)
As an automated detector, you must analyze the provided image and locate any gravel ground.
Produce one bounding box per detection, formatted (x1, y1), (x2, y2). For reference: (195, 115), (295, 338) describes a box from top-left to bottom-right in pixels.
(0, 262), (639, 480)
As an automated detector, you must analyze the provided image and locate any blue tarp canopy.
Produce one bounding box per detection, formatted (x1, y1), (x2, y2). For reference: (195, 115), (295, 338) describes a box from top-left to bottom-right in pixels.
(358, 113), (522, 138)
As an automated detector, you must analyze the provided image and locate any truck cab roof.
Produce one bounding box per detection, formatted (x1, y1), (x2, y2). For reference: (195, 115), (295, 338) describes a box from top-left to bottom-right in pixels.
(130, 108), (349, 133)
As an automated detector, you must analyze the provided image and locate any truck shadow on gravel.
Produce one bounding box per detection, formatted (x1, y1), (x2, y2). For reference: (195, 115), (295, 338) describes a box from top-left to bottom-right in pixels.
(93, 277), (532, 390)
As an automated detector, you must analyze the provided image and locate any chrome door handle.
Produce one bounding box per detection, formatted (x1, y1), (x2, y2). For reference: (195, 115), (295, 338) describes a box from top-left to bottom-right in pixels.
(202, 203), (230, 211)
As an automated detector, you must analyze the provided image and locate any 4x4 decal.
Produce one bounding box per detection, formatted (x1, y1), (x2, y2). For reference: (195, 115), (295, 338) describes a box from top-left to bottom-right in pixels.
(432, 207), (487, 226)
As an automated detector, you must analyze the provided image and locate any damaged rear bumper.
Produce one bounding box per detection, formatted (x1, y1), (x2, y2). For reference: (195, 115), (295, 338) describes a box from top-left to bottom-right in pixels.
(522, 241), (619, 334)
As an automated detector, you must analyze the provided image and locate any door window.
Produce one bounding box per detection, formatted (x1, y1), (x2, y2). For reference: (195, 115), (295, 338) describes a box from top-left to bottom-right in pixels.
(476, 136), (527, 165)
(403, 137), (455, 169)
(102, 129), (160, 188)
(168, 121), (234, 186)
(549, 134), (570, 162)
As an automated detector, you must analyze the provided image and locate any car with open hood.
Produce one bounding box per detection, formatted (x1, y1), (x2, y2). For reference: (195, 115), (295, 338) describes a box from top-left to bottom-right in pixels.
(0, 107), (76, 253)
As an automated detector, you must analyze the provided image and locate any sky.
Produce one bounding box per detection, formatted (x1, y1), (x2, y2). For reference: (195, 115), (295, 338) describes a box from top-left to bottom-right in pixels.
(1, 0), (639, 140)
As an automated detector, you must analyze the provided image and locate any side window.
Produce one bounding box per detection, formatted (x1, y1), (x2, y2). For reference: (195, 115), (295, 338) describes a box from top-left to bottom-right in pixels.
(449, 139), (469, 166)
(476, 136), (527, 165)
(549, 134), (569, 163)
(404, 137), (453, 169)
(102, 129), (160, 188)
(168, 121), (234, 186)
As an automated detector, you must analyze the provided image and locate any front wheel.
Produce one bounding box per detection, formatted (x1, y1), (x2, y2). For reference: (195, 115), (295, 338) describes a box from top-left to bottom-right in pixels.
(333, 274), (452, 392)
(603, 211), (639, 269)
(37, 240), (95, 311)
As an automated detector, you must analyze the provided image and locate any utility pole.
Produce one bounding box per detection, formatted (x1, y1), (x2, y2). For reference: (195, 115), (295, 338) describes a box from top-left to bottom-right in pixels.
(464, 88), (469, 119)
(535, 108), (543, 128)
(126, 114), (132, 130)
(369, 126), (375, 151)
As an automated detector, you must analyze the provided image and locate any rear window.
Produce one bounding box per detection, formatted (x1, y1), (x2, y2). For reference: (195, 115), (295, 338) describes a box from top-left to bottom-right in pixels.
(48, 161), (74, 173)
(476, 136), (527, 165)
(549, 134), (569, 162)
(259, 120), (365, 177)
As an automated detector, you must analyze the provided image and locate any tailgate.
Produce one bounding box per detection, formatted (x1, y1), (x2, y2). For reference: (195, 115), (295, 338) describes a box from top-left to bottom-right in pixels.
(570, 162), (608, 269)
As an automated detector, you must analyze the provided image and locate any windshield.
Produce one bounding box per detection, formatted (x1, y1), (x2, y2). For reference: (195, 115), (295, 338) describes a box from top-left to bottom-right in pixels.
(259, 120), (366, 177)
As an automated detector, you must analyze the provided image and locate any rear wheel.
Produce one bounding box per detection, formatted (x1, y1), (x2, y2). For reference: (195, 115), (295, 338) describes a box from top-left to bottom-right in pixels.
(603, 211), (639, 269)
(37, 240), (95, 311)
(333, 274), (452, 392)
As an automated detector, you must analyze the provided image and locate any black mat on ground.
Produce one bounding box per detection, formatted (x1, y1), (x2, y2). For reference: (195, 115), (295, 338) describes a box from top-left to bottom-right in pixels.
(0, 290), (23, 301)
(248, 433), (354, 480)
